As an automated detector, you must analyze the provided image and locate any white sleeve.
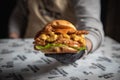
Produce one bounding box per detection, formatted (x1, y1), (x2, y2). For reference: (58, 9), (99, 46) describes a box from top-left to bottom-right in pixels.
(71, 0), (104, 52)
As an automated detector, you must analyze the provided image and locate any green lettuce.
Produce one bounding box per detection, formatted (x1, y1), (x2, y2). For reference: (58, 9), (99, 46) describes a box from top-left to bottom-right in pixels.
(35, 43), (86, 51)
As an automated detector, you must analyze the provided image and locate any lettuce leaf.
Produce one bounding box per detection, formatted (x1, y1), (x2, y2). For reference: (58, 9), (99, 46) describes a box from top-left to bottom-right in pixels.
(35, 43), (86, 51)
(35, 43), (65, 50)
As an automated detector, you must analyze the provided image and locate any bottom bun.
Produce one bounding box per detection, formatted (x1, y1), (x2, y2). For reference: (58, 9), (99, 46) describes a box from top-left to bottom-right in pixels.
(41, 46), (78, 54)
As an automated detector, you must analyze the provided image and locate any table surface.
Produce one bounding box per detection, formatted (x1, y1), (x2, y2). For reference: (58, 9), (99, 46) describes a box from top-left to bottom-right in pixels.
(0, 36), (120, 80)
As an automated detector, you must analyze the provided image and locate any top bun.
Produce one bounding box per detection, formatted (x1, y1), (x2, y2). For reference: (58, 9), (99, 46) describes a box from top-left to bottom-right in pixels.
(49, 20), (76, 30)
(43, 20), (76, 34)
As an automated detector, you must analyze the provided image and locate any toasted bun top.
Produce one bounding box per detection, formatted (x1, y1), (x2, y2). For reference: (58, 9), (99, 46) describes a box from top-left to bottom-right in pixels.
(49, 20), (76, 30)
(42, 20), (77, 34)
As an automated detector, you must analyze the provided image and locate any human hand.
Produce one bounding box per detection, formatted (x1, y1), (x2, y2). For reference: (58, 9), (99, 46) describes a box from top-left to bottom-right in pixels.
(9, 32), (20, 39)
(85, 38), (93, 53)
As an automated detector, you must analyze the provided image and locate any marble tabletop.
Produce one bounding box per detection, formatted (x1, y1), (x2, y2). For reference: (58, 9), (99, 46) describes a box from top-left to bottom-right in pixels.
(0, 36), (120, 80)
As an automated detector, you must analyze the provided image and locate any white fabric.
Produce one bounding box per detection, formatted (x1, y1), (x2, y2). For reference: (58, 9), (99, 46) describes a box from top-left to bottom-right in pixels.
(0, 36), (120, 80)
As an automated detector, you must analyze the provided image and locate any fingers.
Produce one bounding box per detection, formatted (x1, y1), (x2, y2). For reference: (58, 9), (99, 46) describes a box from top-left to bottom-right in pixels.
(85, 38), (93, 53)
(9, 32), (20, 39)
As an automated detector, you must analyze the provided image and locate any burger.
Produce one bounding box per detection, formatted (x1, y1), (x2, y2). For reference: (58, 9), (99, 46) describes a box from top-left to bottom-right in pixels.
(33, 20), (88, 63)
(33, 20), (88, 53)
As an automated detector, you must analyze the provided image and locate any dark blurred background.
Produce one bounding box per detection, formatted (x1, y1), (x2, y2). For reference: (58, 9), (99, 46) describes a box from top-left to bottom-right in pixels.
(0, 0), (16, 38)
(0, 0), (120, 42)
